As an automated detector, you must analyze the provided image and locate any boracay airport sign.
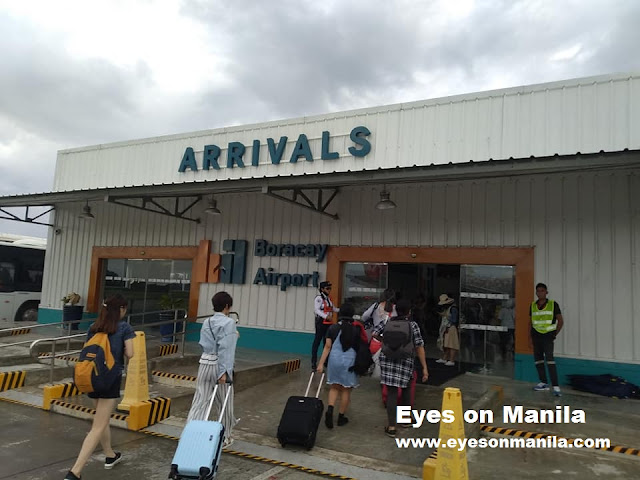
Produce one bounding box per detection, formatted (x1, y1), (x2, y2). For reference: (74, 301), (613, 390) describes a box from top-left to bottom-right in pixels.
(178, 126), (371, 172)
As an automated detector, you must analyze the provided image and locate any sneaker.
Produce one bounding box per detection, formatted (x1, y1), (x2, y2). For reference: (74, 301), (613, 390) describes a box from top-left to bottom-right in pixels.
(104, 452), (122, 469)
(223, 437), (234, 449)
(533, 382), (550, 391)
(435, 358), (446, 364)
(384, 427), (397, 437)
(444, 361), (455, 366)
(64, 471), (81, 480)
(553, 387), (562, 397)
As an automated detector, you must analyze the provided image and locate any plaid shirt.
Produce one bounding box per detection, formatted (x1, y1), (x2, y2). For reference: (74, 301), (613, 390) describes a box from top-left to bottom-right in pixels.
(373, 319), (424, 388)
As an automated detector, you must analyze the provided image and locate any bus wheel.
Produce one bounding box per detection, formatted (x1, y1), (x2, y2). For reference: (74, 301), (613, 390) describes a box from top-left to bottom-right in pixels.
(16, 302), (39, 322)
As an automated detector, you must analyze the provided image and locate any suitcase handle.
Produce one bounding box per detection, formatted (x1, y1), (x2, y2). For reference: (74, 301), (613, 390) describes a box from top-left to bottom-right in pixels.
(204, 380), (234, 421)
(304, 371), (325, 398)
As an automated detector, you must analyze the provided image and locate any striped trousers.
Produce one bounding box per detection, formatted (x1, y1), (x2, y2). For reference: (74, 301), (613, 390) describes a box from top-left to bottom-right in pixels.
(186, 361), (236, 439)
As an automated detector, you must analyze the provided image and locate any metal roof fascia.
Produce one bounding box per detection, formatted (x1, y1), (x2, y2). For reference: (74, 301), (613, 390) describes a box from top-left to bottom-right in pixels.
(0, 150), (638, 208)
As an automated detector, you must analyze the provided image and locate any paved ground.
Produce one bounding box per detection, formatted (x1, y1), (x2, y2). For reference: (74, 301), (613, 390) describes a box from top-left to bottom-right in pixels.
(2, 321), (640, 479)
(0, 401), (323, 480)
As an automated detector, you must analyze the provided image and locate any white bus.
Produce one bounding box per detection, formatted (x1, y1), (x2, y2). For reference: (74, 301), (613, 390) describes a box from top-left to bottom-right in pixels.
(0, 233), (46, 322)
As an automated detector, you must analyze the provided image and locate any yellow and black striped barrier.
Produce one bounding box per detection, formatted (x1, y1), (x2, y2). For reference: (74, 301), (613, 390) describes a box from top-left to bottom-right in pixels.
(152, 371), (197, 382)
(38, 353), (79, 363)
(284, 359), (301, 373)
(422, 449), (438, 479)
(480, 424), (640, 458)
(0, 371), (26, 392)
(10, 328), (31, 336)
(127, 396), (172, 431)
(50, 399), (129, 422)
(158, 344), (179, 356)
(42, 382), (80, 410)
(139, 429), (358, 479)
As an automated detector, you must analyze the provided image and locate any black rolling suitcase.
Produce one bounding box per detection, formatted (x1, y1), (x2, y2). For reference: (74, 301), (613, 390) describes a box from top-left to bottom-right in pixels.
(277, 372), (324, 449)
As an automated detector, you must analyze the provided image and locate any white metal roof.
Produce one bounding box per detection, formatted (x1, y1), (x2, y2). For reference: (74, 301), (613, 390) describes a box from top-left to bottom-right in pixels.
(51, 72), (640, 193)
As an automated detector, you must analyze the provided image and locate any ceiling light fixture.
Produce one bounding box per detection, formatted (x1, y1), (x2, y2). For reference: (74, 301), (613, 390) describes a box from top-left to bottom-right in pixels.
(79, 201), (95, 220)
(204, 197), (221, 215)
(375, 188), (396, 210)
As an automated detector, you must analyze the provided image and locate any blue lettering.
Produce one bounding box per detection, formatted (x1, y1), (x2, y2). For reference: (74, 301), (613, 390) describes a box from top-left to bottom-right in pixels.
(254, 239), (267, 256)
(251, 139), (260, 167)
(321, 131), (340, 160)
(178, 147), (198, 172)
(203, 145), (221, 170)
(253, 268), (267, 285)
(290, 133), (313, 163)
(227, 142), (246, 168)
(267, 136), (288, 164)
(348, 126), (371, 157)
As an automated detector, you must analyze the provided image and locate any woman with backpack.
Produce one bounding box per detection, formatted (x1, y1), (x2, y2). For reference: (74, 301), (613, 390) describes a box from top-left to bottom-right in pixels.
(372, 298), (428, 438)
(361, 288), (397, 339)
(64, 294), (135, 480)
(316, 303), (363, 429)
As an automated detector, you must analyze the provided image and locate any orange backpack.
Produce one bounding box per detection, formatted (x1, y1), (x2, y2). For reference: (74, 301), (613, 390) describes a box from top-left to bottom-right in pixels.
(74, 332), (119, 393)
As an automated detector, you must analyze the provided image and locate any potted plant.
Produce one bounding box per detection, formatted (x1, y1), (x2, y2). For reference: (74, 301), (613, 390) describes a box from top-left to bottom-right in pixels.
(158, 293), (185, 342)
(61, 292), (83, 330)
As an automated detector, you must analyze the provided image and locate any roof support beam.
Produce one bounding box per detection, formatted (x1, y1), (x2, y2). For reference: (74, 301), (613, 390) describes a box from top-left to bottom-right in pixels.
(263, 187), (340, 220)
(0, 206), (55, 227)
(105, 195), (202, 223)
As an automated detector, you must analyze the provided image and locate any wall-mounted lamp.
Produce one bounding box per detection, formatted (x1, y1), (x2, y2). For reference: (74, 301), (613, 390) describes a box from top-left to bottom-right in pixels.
(204, 197), (221, 215)
(78, 201), (95, 220)
(375, 187), (396, 210)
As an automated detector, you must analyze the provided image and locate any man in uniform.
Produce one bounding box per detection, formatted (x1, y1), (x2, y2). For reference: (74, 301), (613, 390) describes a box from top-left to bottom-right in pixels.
(530, 282), (564, 396)
(311, 281), (339, 371)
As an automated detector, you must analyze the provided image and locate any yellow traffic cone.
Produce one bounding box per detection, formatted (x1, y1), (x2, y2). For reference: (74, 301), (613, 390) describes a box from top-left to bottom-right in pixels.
(434, 387), (469, 480)
(118, 331), (149, 412)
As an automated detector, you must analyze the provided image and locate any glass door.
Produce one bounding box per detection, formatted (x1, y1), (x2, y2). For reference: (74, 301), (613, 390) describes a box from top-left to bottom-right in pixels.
(458, 265), (515, 377)
(341, 262), (388, 317)
(103, 258), (191, 327)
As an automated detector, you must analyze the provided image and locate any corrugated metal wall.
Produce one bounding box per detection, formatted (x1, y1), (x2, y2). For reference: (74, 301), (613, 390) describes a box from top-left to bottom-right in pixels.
(43, 168), (640, 364)
(52, 74), (640, 191)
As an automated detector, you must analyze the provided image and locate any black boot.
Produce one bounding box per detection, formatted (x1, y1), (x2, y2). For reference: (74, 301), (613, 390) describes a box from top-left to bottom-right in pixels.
(325, 406), (334, 429)
(337, 413), (349, 426)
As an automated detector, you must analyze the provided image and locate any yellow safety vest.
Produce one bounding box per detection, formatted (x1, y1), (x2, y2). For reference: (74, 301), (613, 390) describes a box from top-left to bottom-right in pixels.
(531, 300), (556, 334)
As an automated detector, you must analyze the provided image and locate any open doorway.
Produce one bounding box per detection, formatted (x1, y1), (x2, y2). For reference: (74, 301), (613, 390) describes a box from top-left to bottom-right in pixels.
(342, 260), (515, 378)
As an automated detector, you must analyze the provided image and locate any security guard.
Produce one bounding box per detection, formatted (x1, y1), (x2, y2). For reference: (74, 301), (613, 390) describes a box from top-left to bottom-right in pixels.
(530, 282), (564, 396)
(311, 281), (339, 371)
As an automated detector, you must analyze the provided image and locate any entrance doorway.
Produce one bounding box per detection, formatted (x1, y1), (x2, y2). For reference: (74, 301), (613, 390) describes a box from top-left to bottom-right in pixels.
(341, 259), (516, 378)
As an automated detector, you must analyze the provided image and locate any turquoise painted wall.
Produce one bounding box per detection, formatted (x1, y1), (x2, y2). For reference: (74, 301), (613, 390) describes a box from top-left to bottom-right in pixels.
(184, 322), (313, 355)
(38, 307), (97, 330)
(515, 353), (640, 386)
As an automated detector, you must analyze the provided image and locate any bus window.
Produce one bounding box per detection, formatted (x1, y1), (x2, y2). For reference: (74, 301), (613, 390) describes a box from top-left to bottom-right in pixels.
(0, 261), (15, 292)
(0, 236), (46, 322)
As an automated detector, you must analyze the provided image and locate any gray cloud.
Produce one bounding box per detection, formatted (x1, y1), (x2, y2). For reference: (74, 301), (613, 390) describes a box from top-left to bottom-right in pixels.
(1, 0), (640, 238)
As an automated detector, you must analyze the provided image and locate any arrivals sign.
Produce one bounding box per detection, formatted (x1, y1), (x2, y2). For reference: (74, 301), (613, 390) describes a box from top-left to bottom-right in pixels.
(178, 126), (371, 171)
(220, 239), (328, 291)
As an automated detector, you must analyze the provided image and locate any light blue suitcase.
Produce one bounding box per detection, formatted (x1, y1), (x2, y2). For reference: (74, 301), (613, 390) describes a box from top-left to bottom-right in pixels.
(169, 383), (232, 479)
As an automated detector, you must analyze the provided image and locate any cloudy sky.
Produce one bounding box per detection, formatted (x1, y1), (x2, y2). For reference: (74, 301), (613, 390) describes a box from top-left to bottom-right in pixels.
(1, 0), (639, 237)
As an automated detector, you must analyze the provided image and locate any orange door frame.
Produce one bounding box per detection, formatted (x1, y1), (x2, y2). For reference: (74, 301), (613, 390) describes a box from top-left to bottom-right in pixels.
(86, 240), (212, 319)
(325, 246), (534, 355)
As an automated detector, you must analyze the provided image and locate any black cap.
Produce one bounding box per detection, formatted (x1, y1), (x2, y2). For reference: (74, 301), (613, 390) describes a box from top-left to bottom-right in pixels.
(319, 281), (332, 290)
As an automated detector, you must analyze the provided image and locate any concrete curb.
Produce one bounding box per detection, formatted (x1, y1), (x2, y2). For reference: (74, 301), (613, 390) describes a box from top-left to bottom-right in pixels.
(467, 385), (504, 439)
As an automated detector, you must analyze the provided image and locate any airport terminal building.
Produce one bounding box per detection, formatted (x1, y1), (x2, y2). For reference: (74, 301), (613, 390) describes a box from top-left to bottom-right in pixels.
(1, 72), (639, 384)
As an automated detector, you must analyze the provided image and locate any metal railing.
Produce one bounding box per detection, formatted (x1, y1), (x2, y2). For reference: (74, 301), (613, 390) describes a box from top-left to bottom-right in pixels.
(25, 310), (239, 384)
(0, 318), (88, 350)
